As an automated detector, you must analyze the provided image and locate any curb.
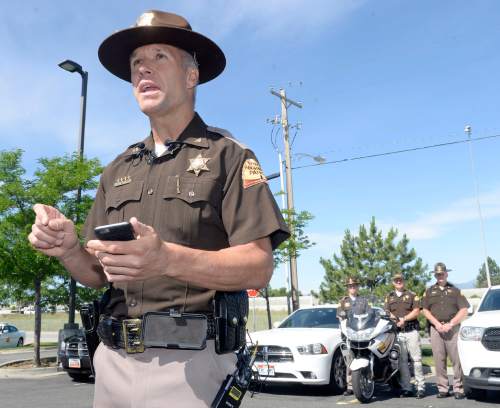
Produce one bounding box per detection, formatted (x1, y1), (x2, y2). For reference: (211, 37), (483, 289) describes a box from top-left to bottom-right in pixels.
(0, 357), (64, 379)
(0, 366), (65, 379)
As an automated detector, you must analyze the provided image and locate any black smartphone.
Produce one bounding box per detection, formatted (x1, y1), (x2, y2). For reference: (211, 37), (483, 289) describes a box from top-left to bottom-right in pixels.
(94, 222), (135, 241)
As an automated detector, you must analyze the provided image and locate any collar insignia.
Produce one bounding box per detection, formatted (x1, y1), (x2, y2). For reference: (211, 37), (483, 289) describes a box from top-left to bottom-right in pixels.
(113, 176), (131, 187)
(187, 153), (210, 176)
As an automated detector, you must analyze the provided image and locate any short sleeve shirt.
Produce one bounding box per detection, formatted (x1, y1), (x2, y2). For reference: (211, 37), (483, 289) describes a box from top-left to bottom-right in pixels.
(421, 283), (470, 322)
(336, 295), (367, 319)
(384, 290), (420, 320)
(83, 113), (290, 318)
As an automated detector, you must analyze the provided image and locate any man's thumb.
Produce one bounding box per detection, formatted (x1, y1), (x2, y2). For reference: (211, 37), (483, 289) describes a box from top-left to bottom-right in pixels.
(130, 217), (153, 239)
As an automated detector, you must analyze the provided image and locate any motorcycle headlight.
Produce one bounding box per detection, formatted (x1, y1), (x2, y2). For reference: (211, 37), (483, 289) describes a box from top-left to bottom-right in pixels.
(346, 327), (374, 341)
(297, 343), (328, 355)
(460, 326), (484, 341)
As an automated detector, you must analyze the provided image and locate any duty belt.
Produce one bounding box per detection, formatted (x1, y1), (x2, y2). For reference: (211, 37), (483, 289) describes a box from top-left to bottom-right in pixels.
(398, 320), (419, 332)
(97, 312), (216, 354)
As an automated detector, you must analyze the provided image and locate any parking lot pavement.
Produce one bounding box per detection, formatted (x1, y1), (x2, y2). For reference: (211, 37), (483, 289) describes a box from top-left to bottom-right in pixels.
(242, 381), (500, 408)
(0, 373), (498, 408)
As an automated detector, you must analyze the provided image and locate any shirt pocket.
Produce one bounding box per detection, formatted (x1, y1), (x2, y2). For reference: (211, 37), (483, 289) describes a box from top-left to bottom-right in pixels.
(104, 181), (144, 224)
(159, 176), (224, 247)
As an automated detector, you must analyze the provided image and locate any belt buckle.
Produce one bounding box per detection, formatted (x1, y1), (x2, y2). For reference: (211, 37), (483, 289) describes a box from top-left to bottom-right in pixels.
(122, 318), (145, 354)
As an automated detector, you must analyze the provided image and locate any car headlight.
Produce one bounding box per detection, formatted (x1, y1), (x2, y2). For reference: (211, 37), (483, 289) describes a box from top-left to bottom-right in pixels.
(297, 343), (328, 355)
(460, 326), (484, 341)
(346, 327), (374, 341)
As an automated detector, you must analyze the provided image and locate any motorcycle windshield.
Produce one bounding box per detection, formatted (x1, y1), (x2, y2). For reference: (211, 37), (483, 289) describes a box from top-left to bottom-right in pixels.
(346, 301), (379, 331)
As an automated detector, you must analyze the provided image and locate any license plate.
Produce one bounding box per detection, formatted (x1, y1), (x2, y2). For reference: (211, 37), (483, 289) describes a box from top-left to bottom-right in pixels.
(68, 358), (81, 368)
(257, 363), (275, 376)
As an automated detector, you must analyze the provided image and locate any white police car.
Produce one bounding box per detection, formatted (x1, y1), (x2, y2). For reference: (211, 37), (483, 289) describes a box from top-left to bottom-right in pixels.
(458, 285), (500, 399)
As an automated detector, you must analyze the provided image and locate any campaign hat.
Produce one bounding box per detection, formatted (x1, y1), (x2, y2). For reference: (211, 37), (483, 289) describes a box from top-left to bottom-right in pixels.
(98, 10), (225, 84)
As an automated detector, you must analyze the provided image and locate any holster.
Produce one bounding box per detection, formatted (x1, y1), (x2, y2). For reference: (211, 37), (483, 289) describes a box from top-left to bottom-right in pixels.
(213, 291), (249, 355)
(80, 288), (111, 374)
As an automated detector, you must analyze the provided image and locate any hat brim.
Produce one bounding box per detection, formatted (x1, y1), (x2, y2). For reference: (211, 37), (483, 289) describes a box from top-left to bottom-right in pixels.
(98, 26), (226, 84)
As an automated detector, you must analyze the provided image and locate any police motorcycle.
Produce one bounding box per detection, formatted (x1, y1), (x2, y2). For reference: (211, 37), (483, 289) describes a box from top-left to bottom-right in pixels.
(340, 301), (400, 403)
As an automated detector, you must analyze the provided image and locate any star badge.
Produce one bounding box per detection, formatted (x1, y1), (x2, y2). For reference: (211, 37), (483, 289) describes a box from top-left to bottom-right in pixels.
(187, 153), (210, 176)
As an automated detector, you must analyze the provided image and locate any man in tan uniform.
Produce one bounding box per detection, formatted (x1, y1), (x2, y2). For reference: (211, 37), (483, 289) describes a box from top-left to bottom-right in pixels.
(337, 276), (366, 396)
(422, 262), (469, 400)
(384, 273), (425, 399)
(28, 10), (289, 408)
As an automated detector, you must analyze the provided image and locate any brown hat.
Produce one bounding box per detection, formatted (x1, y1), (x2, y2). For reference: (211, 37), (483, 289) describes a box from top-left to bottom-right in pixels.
(392, 273), (404, 281)
(346, 276), (360, 286)
(98, 10), (226, 84)
(433, 262), (451, 274)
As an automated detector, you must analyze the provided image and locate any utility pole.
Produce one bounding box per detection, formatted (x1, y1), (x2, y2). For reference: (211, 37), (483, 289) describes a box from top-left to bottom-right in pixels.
(465, 125), (491, 287)
(271, 88), (302, 311)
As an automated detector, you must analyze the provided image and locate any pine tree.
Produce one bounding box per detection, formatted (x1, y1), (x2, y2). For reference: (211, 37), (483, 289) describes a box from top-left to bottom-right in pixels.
(319, 217), (429, 304)
(475, 257), (500, 287)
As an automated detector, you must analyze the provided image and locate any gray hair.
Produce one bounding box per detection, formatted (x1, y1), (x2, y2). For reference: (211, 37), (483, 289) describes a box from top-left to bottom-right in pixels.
(180, 50), (199, 105)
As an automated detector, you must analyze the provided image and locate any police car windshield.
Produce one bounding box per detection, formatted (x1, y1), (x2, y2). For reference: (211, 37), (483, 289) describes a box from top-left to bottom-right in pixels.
(279, 308), (339, 329)
(478, 288), (500, 312)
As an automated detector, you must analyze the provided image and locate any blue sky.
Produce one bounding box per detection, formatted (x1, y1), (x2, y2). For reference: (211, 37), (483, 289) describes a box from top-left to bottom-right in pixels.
(2, 1), (500, 293)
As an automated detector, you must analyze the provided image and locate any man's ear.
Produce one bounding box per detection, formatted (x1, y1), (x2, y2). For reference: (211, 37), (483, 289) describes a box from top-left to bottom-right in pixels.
(186, 67), (199, 89)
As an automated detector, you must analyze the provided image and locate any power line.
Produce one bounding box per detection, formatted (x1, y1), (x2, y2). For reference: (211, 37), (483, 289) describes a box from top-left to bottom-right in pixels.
(292, 133), (500, 170)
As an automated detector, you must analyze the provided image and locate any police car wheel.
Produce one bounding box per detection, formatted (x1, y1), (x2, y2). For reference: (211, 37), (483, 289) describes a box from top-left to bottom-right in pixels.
(329, 349), (346, 394)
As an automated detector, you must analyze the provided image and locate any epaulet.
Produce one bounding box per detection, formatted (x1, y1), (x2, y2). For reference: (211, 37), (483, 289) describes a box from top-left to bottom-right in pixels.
(207, 125), (248, 150)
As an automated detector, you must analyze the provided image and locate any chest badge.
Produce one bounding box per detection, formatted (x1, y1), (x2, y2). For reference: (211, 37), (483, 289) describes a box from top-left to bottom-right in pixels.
(113, 175), (131, 187)
(187, 153), (210, 176)
(344, 301), (350, 308)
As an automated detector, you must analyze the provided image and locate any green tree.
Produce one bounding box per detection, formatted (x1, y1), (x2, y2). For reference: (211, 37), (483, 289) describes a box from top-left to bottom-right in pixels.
(0, 149), (102, 365)
(273, 209), (315, 267)
(475, 257), (500, 287)
(319, 217), (429, 304)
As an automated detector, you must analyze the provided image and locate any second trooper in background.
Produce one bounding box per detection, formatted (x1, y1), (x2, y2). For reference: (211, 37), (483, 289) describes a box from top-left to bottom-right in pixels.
(384, 273), (425, 399)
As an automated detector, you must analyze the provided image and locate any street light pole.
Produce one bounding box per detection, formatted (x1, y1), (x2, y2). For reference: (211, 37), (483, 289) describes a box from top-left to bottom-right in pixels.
(465, 125), (491, 287)
(59, 60), (88, 324)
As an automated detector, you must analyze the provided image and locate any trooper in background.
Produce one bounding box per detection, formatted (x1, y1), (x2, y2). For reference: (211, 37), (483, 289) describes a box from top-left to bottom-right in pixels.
(337, 276), (367, 396)
(384, 273), (425, 399)
(422, 263), (469, 400)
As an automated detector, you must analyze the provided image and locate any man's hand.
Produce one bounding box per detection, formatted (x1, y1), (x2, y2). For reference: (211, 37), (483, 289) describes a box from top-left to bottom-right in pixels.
(87, 217), (168, 283)
(396, 317), (405, 328)
(28, 204), (79, 259)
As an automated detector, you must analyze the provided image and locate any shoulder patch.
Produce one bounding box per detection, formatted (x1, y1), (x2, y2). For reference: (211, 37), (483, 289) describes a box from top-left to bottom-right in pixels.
(207, 126), (248, 150)
(242, 159), (267, 188)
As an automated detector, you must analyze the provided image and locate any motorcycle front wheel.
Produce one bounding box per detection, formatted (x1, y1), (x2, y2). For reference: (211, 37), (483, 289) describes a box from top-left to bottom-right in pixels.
(352, 366), (375, 403)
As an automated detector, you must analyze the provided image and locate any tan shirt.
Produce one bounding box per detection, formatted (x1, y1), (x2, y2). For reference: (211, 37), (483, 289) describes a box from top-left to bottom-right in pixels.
(421, 283), (469, 323)
(83, 113), (290, 318)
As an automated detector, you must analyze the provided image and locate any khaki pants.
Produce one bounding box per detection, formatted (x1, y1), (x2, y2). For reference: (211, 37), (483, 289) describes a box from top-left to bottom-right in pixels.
(93, 341), (236, 408)
(430, 325), (463, 393)
(344, 350), (353, 390)
(398, 330), (425, 392)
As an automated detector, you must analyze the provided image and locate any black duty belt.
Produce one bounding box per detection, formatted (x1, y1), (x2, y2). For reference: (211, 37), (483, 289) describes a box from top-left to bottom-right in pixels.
(398, 320), (420, 332)
(97, 311), (216, 354)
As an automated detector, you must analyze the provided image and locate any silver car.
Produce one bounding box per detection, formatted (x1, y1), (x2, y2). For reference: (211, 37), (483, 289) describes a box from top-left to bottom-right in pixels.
(0, 323), (25, 348)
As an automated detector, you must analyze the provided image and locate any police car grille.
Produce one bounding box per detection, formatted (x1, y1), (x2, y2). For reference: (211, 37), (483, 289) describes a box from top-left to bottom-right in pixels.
(252, 345), (294, 363)
(482, 327), (500, 351)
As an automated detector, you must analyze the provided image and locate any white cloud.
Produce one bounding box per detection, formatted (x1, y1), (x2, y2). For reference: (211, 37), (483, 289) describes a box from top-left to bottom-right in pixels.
(307, 231), (344, 255)
(182, 0), (365, 40)
(380, 188), (500, 241)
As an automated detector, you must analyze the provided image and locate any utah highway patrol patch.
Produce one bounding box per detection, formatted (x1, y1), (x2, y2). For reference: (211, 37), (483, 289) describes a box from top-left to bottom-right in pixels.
(242, 159), (267, 189)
